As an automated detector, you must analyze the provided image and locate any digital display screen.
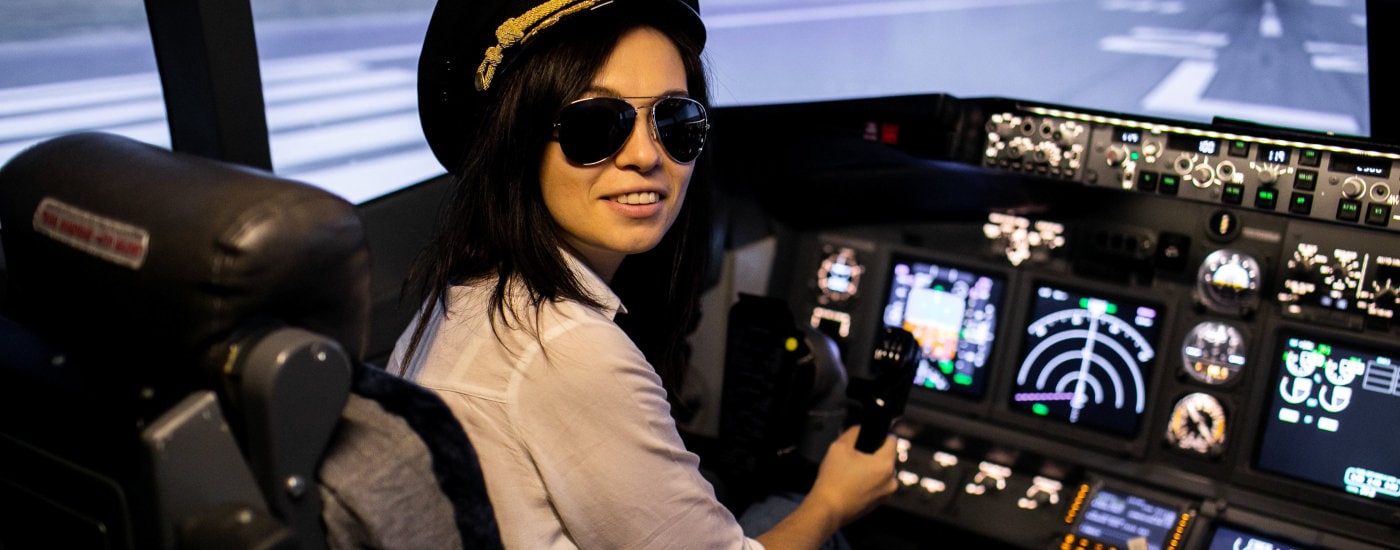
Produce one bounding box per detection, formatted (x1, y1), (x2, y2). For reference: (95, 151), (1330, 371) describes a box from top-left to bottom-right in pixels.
(1010, 285), (1161, 436)
(1256, 335), (1400, 505)
(1257, 145), (1292, 165)
(1073, 488), (1178, 550)
(1330, 153), (1392, 178)
(1207, 524), (1309, 550)
(1116, 129), (1143, 144)
(880, 256), (1005, 399)
(1168, 134), (1220, 156)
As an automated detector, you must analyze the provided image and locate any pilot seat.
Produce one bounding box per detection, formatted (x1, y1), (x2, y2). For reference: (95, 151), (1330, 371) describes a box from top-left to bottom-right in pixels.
(0, 132), (503, 549)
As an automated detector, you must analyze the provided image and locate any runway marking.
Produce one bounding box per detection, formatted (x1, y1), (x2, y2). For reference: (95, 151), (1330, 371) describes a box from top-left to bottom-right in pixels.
(1100, 0), (1184, 15)
(1099, 27), (1227, 60)
(1260, 0), (1283, 38)
(702, 0), (1069, 28)
(1305, 41), (1367, 74)
(0, 43), (435, 203)
(1142, 60), (1359, 134)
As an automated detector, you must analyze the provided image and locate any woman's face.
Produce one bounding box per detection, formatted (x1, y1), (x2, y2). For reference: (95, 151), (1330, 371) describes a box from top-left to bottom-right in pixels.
(539, 26), (694, 282)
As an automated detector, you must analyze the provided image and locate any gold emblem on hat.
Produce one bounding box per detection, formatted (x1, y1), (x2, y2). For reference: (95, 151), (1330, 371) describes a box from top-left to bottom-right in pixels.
(475, 0), (602, 91)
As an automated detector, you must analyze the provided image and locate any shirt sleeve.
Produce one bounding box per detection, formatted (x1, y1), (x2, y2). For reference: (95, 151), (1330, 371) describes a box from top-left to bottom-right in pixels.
(512, 311), (758, 550)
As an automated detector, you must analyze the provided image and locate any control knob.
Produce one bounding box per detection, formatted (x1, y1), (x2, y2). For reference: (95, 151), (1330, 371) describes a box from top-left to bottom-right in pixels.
(1106, 144), (1131, 167)
(1192, 163), (1216, 188)
(1342, 177), (1367, 199)
(1256, 166), (1278, 185)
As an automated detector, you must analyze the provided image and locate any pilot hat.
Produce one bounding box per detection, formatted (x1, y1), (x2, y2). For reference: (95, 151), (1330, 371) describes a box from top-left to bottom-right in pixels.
(418, 0), (706, 174)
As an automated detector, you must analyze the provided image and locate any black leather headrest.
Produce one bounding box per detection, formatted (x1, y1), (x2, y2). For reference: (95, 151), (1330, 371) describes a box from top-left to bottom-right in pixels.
(0, 132), (370, 377)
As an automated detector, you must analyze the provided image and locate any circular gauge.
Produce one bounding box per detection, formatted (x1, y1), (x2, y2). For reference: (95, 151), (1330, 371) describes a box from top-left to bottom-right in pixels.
(1179, 321), (1247, 386)
(1166, 392), (1227, 457)
(816, 246), (863, 304)
(1197, 249), (1262, 315)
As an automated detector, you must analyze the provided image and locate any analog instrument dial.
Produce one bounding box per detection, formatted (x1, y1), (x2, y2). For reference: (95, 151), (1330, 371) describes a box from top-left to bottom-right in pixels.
(1197, 249), (1262, 316)
(1166, 392), (1227, 457)
(1179, 321), (1247, 386)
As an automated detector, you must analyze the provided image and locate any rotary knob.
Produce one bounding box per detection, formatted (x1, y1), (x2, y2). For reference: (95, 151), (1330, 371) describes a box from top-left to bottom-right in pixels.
(1257, 166), (1278, 185)
(1192, 163), (1216, 187)
(1106, 144), (1130, 167)
(1342, 177), (1367, 199)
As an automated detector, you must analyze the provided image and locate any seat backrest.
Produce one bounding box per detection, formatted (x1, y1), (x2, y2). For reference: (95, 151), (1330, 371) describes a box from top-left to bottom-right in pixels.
(0, 132), (500, 549)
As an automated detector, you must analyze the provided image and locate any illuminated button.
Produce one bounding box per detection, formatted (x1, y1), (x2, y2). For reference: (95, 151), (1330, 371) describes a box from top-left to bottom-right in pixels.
(1228, 139), (1249, 157)
(1288, 192), (1313, 214)
(1159, 174), (1180, 195)
(1298, 148), (1322, 167)
(1337, 198), (1362, 222)
(1366, 203), (1391, 226)
(1294, 169), (1317, 191)
(1137, 170), (1158, 192)
(1221, 182), (1244, 204)
(1255, 188), (1278, 210)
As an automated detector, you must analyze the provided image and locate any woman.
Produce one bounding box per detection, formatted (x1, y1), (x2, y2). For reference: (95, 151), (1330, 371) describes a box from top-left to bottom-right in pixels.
(389, 1), (897, 547)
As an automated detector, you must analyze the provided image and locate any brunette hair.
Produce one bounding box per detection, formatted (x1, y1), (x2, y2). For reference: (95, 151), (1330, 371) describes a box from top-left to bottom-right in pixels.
(402, 11), (713, 407)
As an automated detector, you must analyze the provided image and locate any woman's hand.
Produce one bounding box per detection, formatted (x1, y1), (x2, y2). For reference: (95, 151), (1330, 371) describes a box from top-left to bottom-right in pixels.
(755, 425), (897, 549)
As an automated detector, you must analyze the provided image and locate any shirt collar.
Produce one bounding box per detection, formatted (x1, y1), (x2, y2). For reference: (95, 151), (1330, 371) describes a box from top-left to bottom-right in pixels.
(560, 248), (627, 319)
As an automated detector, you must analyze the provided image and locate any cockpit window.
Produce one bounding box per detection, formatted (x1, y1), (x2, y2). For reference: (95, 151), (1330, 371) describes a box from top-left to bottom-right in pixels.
(249, 0), (439, 204)
(0, 0), (168, 172)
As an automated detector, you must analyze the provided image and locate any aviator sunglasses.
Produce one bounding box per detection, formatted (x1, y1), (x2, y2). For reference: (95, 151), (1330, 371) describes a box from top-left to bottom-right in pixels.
(552, 96), (709, 166)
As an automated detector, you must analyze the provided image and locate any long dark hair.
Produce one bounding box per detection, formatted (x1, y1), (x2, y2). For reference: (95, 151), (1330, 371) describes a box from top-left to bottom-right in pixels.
(402, 11), (713, 409)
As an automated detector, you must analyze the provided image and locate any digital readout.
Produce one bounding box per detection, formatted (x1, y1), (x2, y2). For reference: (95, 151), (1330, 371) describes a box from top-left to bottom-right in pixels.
(1330, 153), (1392, 178)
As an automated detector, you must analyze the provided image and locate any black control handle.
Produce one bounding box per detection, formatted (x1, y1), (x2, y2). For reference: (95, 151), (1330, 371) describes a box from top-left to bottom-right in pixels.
(850, 327), (921, 453)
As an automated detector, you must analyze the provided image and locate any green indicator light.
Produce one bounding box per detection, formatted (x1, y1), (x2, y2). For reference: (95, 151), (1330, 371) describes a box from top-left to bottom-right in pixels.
(1032, 403), (1050, 416)
(1130, 151), (1141, 161)
(922, 379), (937, 389)
(1260, 190), (1276, 200)
(954, 373), (973, 386)
(1106, 303), (1117, 314)
(1343, 203), (1358, 212)
(1225, 187), (1241, 196)
(1079, 298), (1088, 308)
(939, 360), (955, 374)
(1319, 344), (1332, 356)
(1296, 196), (1307, 204)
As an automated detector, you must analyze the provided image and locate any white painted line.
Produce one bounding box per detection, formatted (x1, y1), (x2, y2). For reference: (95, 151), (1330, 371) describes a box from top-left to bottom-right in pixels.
(266, 87), (417, 130)
(1142, 60), (1218, 109)
(1142, 60), (1359, 134)
(269, 112), (423, 169)
(1304, 42), (1367, 74)
(702, 0), (1067, 28)
(0, 75), (162, 116)
(1260, 0), (1283, 38)
(0, 99), (166, 141)
(1101, 0), (1185, 15)
(1099, 36), (1216, 59)
(284, 147), (442, 204)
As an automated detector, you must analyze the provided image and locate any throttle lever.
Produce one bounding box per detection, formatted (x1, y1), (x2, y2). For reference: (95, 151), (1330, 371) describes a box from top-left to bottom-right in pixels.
(848, 327), (921, 453)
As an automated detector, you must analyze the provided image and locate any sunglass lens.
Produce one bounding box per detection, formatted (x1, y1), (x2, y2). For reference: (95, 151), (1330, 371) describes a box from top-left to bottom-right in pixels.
(654, 97), (707, 163)
(557, 98), (635, 165)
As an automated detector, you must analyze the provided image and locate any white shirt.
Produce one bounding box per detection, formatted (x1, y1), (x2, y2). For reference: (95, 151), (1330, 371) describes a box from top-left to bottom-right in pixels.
(388, 253), (762, 550)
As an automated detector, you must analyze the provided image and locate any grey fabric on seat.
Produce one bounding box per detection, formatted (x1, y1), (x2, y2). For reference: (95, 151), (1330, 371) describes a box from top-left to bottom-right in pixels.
(320, 393), (464, 549)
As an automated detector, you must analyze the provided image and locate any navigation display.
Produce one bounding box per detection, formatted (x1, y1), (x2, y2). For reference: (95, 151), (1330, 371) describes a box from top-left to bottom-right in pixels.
(1207, 524), (1308, 550)
(1072, 487), (1179, 550)
(880, 255), (1005, 399)
(1256, 335), (1400, 505)
(1010, 285), (1161, 436)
